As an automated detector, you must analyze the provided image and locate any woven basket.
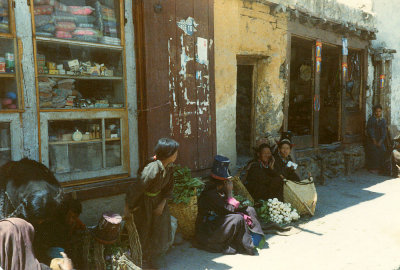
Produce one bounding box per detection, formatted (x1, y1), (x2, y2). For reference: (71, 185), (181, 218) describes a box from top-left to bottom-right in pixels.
(231, 176), (254, 205)
(124, 214), (142, 268)
(169, 195), (198, 239)
(283, 178), (317, 216)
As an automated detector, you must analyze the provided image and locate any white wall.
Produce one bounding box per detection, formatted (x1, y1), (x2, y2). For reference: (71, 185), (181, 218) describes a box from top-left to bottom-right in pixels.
(372, 0), (400, 127)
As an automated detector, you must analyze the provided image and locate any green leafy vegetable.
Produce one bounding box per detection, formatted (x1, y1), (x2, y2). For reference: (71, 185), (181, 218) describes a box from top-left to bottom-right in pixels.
(233, 193), (254, 207)
(256, 200), (271, 223)
(171, 165), (205, 205)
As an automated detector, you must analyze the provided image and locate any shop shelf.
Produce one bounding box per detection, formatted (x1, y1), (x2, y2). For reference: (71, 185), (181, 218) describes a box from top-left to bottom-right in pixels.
(0, 73), (15, 78)
(36, 36), (123, 51)
(38, 74), (122, 80)
(49, 139), (101, 145)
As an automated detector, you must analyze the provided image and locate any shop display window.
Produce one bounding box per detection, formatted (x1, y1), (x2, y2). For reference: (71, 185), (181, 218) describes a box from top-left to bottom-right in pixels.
(48, 118), (122, 175)
(0, 122), (11, 166)
(0, 37), (20, 110)
(32, 0), (121, 46)
(36, 41), (124, 109)
(0, 0), (10, 34)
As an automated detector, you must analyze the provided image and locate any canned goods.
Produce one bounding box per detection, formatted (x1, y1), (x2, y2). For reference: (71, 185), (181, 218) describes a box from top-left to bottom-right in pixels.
(5, 53), (15, 73)
(5, 53), (14, 73)
(0, 57), (5, 73)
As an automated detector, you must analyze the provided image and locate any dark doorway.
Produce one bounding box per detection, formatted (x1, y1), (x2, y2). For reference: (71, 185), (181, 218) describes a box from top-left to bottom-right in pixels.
(319, 44), (341, 144)
(288, 37), (313, 138)
(236, 65), (254, 159)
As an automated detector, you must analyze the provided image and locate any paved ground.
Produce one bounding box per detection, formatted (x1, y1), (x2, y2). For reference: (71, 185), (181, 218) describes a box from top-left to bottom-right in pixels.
(163, 170), (400, 270)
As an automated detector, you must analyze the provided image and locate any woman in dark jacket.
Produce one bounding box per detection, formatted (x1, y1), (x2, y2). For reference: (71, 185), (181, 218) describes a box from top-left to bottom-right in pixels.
(273, 139), (301, 182)
(125, 138), (179, 269)
(196, 155), (265, 256)
(366, 104), (387, 173)
(245, 144), (284, 201)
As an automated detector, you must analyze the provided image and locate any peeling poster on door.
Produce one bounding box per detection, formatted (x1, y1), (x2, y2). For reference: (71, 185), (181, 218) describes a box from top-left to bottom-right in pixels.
(196, 37), (208, 65)
(177, 17), (198, 36)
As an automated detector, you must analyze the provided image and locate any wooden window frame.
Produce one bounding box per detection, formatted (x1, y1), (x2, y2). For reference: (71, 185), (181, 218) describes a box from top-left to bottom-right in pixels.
(29, 0), (130, 186)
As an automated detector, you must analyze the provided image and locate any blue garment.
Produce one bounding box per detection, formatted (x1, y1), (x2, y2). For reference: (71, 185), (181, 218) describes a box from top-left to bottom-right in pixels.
(366, 115), (387, 170)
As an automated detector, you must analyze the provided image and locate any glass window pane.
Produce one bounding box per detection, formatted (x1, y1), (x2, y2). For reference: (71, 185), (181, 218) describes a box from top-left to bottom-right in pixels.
(0, 0), (10, 34)
(0, 122), (11, 166)
(48, 119), (103, 174)
(33, 0), (121, 45)
(105, 118), (121, 167)
(106, 141), (120, 167)
(0, 38), (18, 110)
(37, 42), (124, 109)
(69, 142), (103, 172)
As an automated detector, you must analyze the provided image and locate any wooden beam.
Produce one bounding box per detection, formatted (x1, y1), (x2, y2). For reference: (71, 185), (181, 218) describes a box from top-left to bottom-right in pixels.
(313, 40), (321, 148)
(283, 34), (291, 132)
(341, 47), (348, 142)
(289, 21), (369, 49)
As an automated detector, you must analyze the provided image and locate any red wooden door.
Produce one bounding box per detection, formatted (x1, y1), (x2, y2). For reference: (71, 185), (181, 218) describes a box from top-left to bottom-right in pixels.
(135, 0), (216, 172)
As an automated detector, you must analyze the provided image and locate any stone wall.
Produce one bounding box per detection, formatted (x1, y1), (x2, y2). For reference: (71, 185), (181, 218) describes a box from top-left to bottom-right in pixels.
(296, 145), (365, 181)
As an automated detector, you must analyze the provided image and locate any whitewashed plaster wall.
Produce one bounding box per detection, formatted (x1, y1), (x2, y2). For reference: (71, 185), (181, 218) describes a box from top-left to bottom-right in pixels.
(14, 0), (39, 160)
(372, 0), (400, 127)
(124, 0), (140, 177)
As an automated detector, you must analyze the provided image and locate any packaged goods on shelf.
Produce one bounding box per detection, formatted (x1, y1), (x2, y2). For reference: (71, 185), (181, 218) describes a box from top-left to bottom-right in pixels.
(35, 15), (54, 27)
(34, 5), (54, 16)
(53, 10), (75, 23)
(0, 57), (5, 73)
(100, 36), (120, 45)
(69, 6), (95, 16)
(55, 21), (76, 31)
(95, 1), (120, 44)
(0, 53), (14, 73)
(0, 91), (18, 109)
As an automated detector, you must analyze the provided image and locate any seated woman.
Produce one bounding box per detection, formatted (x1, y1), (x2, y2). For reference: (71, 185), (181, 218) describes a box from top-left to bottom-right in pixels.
(196, 155), (265, 255)
(245, 144), (284, 201)
(366, 104), (387, 174)
(273, 138), (301, 182)
(0, 217), (74, 270)
(0, 159), (71, 265)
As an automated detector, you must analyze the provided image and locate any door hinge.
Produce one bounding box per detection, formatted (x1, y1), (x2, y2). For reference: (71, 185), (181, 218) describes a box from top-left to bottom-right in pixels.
(12, 1), (16, 8)
(27, 0), (31, 6)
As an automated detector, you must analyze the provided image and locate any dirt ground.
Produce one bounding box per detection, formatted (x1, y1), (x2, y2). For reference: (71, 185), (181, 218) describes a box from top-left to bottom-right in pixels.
(163, 170), (400, 270)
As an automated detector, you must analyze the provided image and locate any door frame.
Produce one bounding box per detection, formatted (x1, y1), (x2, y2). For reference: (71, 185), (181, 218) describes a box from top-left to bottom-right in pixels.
(237, 56), (259, 152)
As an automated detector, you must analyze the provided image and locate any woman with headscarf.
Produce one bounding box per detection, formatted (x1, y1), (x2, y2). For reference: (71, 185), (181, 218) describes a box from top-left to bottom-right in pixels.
(0, 159), (65, 264)
(195, 155), (265, 256)
(0, 218), (73, 270)
(125, 138), (179, 269)
(245, 144), (284, 201)
(273, 138), (301, 182)
(366, 104), (387, 174)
